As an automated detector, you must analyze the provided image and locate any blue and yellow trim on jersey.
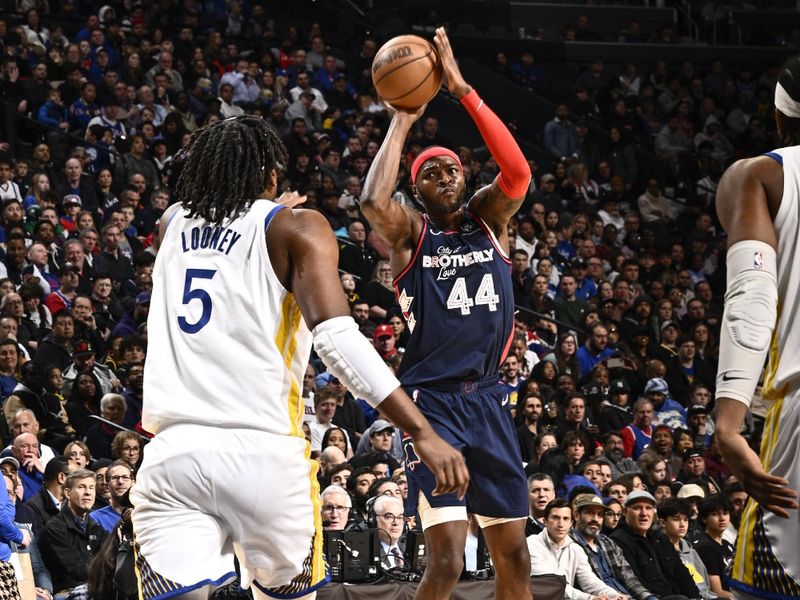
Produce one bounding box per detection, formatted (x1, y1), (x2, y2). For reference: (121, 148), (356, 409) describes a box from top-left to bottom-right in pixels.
(272, 292), (328, 595)
(135, 542), (236, 600)
(730, 396), (800, 598)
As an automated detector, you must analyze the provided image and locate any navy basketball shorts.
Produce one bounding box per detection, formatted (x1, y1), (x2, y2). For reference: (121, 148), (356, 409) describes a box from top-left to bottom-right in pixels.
(401, 375), (529, 520)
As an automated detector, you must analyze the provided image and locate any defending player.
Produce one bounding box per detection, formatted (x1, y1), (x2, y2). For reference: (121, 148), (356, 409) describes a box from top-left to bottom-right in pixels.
(131, 116), (468, 600)
(361, 28), (532, 600)
(715, 55), (800, 598)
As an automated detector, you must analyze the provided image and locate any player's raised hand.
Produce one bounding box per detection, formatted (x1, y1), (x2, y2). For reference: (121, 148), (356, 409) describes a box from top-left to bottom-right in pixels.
(413, 430), (469, 499)
(433, 26), (471, 99)
(276, 190), (307, 208)
(382, 99), (428, 123)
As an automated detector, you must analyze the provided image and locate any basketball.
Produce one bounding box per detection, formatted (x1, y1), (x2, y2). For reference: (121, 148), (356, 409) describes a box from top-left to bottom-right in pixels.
(372, 35), (443, 110)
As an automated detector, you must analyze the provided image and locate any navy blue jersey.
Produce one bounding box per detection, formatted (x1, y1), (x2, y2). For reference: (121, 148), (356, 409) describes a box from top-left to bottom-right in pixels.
(394, 210), (515, 387)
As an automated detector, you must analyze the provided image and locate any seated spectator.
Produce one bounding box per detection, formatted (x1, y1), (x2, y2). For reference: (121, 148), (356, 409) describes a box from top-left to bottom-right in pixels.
(85, 393), (127, 460)
(23, 456), (68, 539)
(694, 495), (735, 599)
(525, 473), (556, 537)
(611, 490), (700, 599)
(528, 497), (624, 599)
(39, 469), (108, 595)
(91, 458), (112, 509)
(63, 441), (92, 472)
(658, 497), (716, 600)
(356, 417), (402, 459)
(7, 408), (57, 464)
(110, 432), (142, 471)
(9, 433), (44, 501)
(346, 467), (377, 522)
(620, 399), (654, 460)
(309, 389), (338, 452)
(602, 431), (638, 480)
(89, 460), (134, 532)
(570, 494), (653, 599)
(372, 495), (406, 570)
(321, 484), (352, 531)
(0, 469), (30, 597)
(65, 371), (103, 438)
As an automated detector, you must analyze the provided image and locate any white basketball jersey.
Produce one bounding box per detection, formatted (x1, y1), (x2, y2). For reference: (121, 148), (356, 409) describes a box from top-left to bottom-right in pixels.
(762, 146), (800, 399)
(143, 200), (312, 437)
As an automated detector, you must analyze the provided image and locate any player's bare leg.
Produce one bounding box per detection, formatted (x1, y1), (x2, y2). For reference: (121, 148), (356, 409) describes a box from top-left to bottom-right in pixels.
(414, 521), (468, 600)
(482, 519), (532, 600)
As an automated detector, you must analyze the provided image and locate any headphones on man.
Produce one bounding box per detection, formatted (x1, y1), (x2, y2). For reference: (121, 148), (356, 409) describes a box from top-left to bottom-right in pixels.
(365, 495), (379, 529)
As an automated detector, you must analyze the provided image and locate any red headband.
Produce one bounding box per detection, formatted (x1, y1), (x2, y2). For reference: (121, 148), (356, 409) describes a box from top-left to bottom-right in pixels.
(410, 146), (462, 183)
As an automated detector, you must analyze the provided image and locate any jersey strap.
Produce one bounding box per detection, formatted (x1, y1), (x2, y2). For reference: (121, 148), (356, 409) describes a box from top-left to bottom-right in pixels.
(264, 204), (285, 231)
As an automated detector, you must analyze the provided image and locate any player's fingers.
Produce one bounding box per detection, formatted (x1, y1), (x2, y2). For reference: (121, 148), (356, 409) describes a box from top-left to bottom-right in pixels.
(763, 503), (792, 519)
(456, 460), (469, 500)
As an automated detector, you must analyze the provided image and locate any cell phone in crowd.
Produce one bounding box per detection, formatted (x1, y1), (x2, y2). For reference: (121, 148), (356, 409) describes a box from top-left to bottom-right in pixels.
(607, 357), (625, 369)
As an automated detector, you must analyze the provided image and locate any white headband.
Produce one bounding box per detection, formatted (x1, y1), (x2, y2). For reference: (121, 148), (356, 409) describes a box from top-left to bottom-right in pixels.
(775, 81), (800, 119)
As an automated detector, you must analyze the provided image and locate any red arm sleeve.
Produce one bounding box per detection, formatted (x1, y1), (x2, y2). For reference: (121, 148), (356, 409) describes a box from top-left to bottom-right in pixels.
(460, 89), (530, 198)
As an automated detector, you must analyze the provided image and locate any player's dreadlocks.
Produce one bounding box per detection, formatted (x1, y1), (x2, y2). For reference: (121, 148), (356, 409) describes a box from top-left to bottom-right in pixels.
(175, 115), (288, 225)
(778, 54), (800, 146)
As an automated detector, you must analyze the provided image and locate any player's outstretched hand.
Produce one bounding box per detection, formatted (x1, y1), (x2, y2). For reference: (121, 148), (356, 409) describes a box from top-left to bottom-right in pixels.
(276, 190), (307, 208)
(433, 27), (471, 99)
(717, 428), (798, 518)
(381, 99), (428, 125)
(413, 430), (469, 499)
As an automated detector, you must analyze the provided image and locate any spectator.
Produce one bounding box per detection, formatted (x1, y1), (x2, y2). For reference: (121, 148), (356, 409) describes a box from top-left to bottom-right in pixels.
(39, 469), (108, 595)
(525, 473), (555, 536)
(110, 432), (141, 471)
(373, 494), (406, 569)
(23, 455), (69, 539)
(88, 460), (134, 532)
(10, 433), (44, 501)
(620, 399), (654, 460)
(611, 490), (700, 599)
(0, 468), (29, 597)
(570, 494), (654, 600)
(320, 484), (351, 531)
(54, 158), (99, 215)
(527, 497), (623, 599)
(577, 322), (614, 378)
(544, 104), (580, 163)
(85, 394), (126, 460)
(657, 497), (716, 600)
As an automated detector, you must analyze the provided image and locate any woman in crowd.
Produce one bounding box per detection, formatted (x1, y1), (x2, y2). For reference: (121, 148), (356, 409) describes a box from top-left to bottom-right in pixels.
(385, 308), (409, 353)
(64, 440), (92, 471)
(111, 431), (142, 471)
(637, 451), (668, 490)
(66, 372), (103, 438)
(320, 426), (353, 460)
(360, 260), (398, 322)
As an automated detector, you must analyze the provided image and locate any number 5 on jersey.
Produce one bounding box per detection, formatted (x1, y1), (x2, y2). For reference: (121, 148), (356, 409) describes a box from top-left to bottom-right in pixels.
(178, 268), (217, 333)
(446, 274), (499, 315)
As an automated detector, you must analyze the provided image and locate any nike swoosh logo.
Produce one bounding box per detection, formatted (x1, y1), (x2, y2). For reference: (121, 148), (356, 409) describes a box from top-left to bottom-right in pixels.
(721, 373), (746, 381)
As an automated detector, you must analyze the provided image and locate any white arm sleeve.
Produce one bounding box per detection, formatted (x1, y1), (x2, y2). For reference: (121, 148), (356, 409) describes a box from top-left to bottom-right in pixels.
(715, 240), (778, 407)
(313, 316), (401, 408)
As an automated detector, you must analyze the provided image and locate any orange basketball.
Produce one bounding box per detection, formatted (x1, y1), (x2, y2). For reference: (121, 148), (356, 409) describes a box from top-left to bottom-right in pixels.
(371, 35), (443, 110)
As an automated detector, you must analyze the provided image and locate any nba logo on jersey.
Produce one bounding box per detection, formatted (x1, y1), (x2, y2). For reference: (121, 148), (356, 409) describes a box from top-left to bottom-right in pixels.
(754, 251), (764, 270)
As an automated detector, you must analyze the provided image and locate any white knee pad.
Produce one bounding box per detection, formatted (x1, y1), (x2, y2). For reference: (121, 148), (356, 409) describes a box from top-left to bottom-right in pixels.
(716, 240), (778, 407)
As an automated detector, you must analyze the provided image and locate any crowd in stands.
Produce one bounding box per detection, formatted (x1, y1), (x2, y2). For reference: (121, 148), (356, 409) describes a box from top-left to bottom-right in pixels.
(0, 1), (790, 598)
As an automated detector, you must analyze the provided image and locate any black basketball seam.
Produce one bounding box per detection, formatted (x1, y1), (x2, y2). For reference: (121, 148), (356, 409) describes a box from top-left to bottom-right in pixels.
(380, 58), (440, 103)
(373, 45), (434, 86)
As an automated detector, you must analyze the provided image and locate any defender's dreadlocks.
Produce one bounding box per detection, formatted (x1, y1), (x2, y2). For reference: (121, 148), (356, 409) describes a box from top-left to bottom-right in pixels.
(175, 115), (288, 225)
(778, 55), (800, 147)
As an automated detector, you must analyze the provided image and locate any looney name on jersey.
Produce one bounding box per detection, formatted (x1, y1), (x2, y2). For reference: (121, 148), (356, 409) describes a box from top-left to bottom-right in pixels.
(181, 225), (242, 255)
(421, 247), (494, 280)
